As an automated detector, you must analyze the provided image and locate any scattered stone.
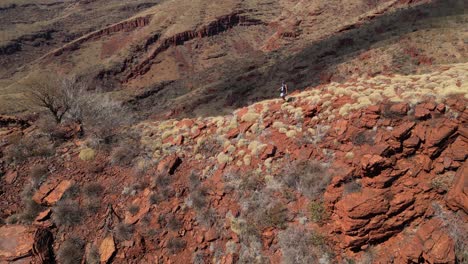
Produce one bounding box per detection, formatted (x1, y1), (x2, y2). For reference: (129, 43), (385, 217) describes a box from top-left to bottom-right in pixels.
(414, 105), (431, 119)
(389, 103), (409, 115)
(43, 180), (74, 205)
(4, 170), (18, 184)
(99, 236), (116, 263)
(157, 154), (181, 175)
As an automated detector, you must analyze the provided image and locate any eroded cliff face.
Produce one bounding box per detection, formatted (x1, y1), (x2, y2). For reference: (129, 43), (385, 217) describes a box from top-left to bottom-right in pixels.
(1, 62), (466, 263)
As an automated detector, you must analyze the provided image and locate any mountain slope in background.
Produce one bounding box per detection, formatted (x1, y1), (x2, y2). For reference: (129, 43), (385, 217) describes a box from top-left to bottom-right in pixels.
(0, 0), (466, 117)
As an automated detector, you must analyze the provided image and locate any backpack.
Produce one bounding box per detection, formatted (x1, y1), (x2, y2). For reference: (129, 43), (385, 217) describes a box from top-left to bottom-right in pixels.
(280, 84), (286, 93)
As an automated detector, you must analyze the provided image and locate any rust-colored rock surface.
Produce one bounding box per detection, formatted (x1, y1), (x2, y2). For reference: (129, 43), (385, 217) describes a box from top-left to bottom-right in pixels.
(0, 225), (34, 260)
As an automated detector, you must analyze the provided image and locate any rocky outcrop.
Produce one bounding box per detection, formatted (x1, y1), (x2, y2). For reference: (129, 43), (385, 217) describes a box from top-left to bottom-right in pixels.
(126, 12), (263, 80)
(40, 15), (152, 60)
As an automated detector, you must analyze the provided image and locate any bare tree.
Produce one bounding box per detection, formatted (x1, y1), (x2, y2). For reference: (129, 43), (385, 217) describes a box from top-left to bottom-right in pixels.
(23, 75), (81, 124)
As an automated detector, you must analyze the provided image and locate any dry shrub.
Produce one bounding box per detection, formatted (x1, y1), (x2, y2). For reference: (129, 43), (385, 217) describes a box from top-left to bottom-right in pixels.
(190, 186), (208, 211)
(114, 222), (134, 241)
(57, 237), (85, 264)
(166, 214), (182, 231)
(128, 205), (140, 216)
(432, 203), (467, 263)
(30, 164), (48, 188)
(52, 201), (83, 226)
(281, 161), (331, 199)
(242, 190), (288, 230)
(167, 237), (187, 254)
(4, 136), (55, 164)
(110, 137), (141, 166)
(278, 226), (330, 264)
(83, 183), (104, 198)
(85, 244), (100, 264)
(7, 184), (43, 224)
(343, 180), (362, 195)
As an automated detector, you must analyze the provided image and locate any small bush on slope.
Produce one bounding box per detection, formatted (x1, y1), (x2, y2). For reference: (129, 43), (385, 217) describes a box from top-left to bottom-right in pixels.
(57, 237), (85, 264)
(281, 161), (331, 199)
(278, 226), (331, 264)
(52, 201), (83, 226)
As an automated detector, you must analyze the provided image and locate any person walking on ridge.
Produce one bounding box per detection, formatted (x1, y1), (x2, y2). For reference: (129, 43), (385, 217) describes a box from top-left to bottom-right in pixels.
(280, 81), (288, 101)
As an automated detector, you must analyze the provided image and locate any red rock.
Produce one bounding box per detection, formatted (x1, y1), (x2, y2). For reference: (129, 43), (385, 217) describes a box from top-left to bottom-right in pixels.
(172, 135), (184, 145)
(205, 229), (218, 242)
(334, 120), (348, 136)
(125, 189), (152, 225)
(446, 163), (467, 213)
(0, 225), (34, 260)
(157, 154), (181, 175)
(260, 144), (276, 160)
(389, 103), (409, 115)
(391, 121), (415, 139)
(226, 128), (239, 139)
(426, 123), (458, 147)
(360, 154), (388, 174)
(414, 155), (432, 172)
(447, 137), (468, 161)
(34, 209), (52, 222)
(403, 136), (420, 148)
(366, 105), (380, 114)
(195, 233), (204, 243)
(388, 193), (415, 215)
(342, 190), (389, 219)
(413, 123), (426, 141)
(33, 180), (59, 204)
(423, 102), (437, 111)
(369, 143), (391, 156)
(4, 170), (18, 184)
(239, 122), (253, 133)
(100, 236), (116, 263)
(414, 105), (431, 119)
(436, 103), (446, 113)
(303, 105), (319, 117)
(43, 180), (74, 205)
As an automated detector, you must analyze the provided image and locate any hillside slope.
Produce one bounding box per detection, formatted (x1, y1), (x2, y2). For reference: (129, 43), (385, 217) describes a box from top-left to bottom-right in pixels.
(0, 62), (466, 263)
(1, 0), (466, 117)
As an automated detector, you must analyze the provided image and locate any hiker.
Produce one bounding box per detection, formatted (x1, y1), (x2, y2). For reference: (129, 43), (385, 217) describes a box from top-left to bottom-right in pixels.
(280, 81), (288, 101)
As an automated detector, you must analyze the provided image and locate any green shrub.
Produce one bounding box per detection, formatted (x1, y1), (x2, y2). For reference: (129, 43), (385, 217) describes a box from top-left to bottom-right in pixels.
(309, 201), (328, 223)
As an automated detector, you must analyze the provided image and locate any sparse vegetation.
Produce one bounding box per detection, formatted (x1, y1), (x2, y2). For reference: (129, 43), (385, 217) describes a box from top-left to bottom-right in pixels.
(278, 227), (330, 264)
(85, 244), (100, 264)
(52, 201), (83, 226)
(432, 203), (467, 264)
(83, 183), (104, 198)
(110, 133), (141, 166)
(309, 201), (328, 223)
(344, 180), (362, 195)
(3, 135), (55, 164)
(57, 237), (85, 264)
(128, 205), (140, 216)
(30, 164), (48, 188)
(281, 161), (331, 199)
(352, 131), (375, 146)
(167, 237), (187, 254)
(114, 222), (134, 241)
